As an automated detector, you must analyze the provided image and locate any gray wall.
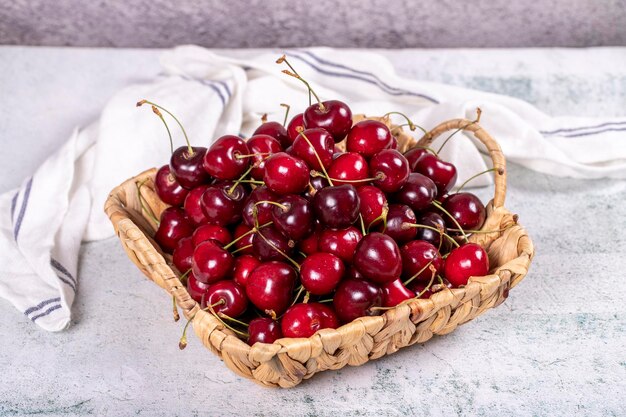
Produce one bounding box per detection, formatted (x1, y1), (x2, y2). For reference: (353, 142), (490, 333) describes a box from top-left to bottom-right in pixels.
(1, 0), (625, 48)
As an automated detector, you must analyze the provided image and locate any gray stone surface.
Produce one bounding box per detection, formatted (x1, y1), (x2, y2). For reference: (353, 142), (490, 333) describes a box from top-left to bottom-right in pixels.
(1, 46), (626, 416)
(1, 0), (626, 48)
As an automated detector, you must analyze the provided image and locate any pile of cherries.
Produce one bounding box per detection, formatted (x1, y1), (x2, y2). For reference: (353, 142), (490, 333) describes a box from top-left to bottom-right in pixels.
(139, 60), (491, 347)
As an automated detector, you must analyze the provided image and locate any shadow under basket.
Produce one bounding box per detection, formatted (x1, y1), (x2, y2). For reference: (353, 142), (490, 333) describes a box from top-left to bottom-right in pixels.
(104, 117), (534, 388)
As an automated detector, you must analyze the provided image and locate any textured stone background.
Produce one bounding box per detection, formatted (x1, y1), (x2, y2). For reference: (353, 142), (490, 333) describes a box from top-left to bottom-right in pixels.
(1, 0), (625, 48)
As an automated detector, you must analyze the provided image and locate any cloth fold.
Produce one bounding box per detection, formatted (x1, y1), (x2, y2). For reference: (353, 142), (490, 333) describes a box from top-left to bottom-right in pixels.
(1, 46), (625, 331)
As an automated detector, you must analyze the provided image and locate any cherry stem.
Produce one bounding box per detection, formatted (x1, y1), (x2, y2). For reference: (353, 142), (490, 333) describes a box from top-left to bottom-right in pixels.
(172, 295), (180, 322)
(224, 221), (273, 250)
(255, 200), (288, 212)
(235, 152), (271, 160)
(207, 302), (248, 338)
(408, 144), (439, 156)
(414, 266), (437, 298)
(137, 99), (193, 155)
(384, 111), (428, 136)
(359, 214), (367, 236)
(178, 268), (192, 285)
(401, 223), (460, 248)
(228, 164), (254, 195)
(432, 200), (469, 243)
(135, 179), (159, 225)
(303, 291), (310, 304)
(277, 55), (325, 111)
(455, 167), (503, 194)
(179, 301), (224, 350)
(367, 205), (389, 233)
(257, 230), (300, 270)
(436, 108), (482, 154)
(403, 260), (434, 287)
(318, 298), (333, 303)
(298, 131), (334, 186)
(311, 170), (382, 184)
(280, 103), (290, 127)
(217, 312), (250, 328)
(290, 285), (305, 307)
(149, 105), (174, 154)
(231, 244), (253, 255)
(237, 179), (265, 185)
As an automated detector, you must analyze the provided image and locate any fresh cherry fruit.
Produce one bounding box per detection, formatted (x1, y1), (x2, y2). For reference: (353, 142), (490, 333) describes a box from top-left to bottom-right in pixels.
(232, 255), (261, 288)
(414, 211), (447, 249)
(202, 135), (249, 180)
(252, 225), (295, 262)
(381, 204), (417, 244)
(328, 152), (369, 185)
(316, 303), (339, 328)
(192, 224), (231, 247)
(186, 272), (211, 303)
(403, 148), (428, 171)
(304, 176), (329, 200)
(263, 152), (310, 195)
(303, 100), (352, 143)
(246, 261), (296, 315)
(444, 243), (489, 287)
(200, 181), (246, 226)
(170, 146), (210, 189)
(286, 113), (305, 143)
(298, 226), (320, 255)
(173, 236), (194, 272)
(271, 195), (313, 240)
(407, 281), (434, 299)
(233, 223), (255, 255)
(346, 120), (392, 158)
(292, 128), (334, 171)
(381, 279), (414, 307)
(333, 278), (382, 323)
(242, 186), (278, 227)
(183, 185), (210, 226)
(318, 226), (363, 264)
(155, 207), (194, 253)
(247, 317), (283, 345)
(155, 165), (188, 206)
(353, 232), (402, 284)
(246, 134), (282, 180)
(203, 280), (248, 318)
(442, 192), (486, 231)
(312, 184), (360, 228)
(393, 172), (437, 213)
(300, 252), (345, 295)
(281, 302), (337, 338)
(191, 240), (234, 284)
(345, 265), (366, 281)
(370, 149), (410, 193)
(413, 153), (458, 197)
(356, 185), (387, 227)
(253, 121), (290, 149)
(401, 240), (443, 281)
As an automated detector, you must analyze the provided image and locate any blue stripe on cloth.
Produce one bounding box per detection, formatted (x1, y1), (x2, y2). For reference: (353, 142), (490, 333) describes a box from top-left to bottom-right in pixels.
(50, 258), (77, 286)
(10, 192), (18, 222)
(177, 74), (228, 106)
(287, 51), (440, 104)
(24, 296), (61, 316)
(215, 80), (232, 97)
(557, 126), (626, 138)
(541, 120), (626, 136)
(30, 304), (62, 322)
(13, 177), (33, 240)
(56, 274), (76, 293)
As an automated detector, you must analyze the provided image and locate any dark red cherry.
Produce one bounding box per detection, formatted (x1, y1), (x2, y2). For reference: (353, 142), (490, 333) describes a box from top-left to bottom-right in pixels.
(303, 100), (352, 143)
(170, 146), (210, 189)
(246, 261), (296, 315)
(263, 152), (310, 195)
(192, 224), (231, 247)
(443, 243), (489, 287)
(414, 153), (458, 197)
(345, 265), (366, 281)
(333, 278), (382, 323)
(328, 152), (369, 185)
(242, 186), (278, 227)
(356, 185), (387, 228)
(172, 236), (194, 272)
(300, 252), (345, 295)
(381, 279), (414, 307)
(202, 135), (250, 180)
(407, 281), (436, 299)
(312, 184), (360, 228)
(393, 172), (437, 213)
(154, 207), (194, 253)
(401, 240), (443, 281)
(232, 254), (261, 288)
(200, 181), (247, 226)
(271, 195), (313, 240)
(246, 134), (282, 180)
(292, 128), (334, 171)
(252, 225), (295, 262)
(247, 317), (283, 345)
(414, 212), (447, 248)
(186, 272), (211, 303)
(346, 120), (392, 158)
(286, 113), (305, 143)
(404, 148), (428, 171)
(233, 223), (254, 255)
(353, 232), (402, 284)
(155, 165), (188, 206)
(370, 149), (410, 193)
(316, 303), (339, 328)
(191, 240), (234, 284)
(318, 226), (362, 264)
(183, 185), (210, 226)
(281, 302), (337, 338)
(203, 280), (248, 318)
(442, 193), (486, 231)
(253, 121), (290, 149)
(381, 204), (417, 244)
(304, 176), (329, 200)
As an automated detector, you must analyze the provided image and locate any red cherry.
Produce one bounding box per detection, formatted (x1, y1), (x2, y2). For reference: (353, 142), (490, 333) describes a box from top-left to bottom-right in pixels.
(356, 185), (387, 227)
(401, 240), (443, 281)
(203, 280), (248, 318)
(303, 100), (353, 143)
(328, 152), (369, 185)
(381, 204), (417, 244)
(232, 255), (261, 288)
(281, 302), (338, 338)
(170, 146), (210, 189)
(300, 252), (345, 295)
(333, 278), (382, 323)
(247, 317), (283, 345)
(233, 223), (254, 255)
(292, 128), (334, 171)
(444, 243), (489, 287)
(407, 281), (435, 299)
(369, 149), (410, 193)
(392, 172), (437, 213)
(155, 165), (188, 206)
(414, 212), (447, 249)
(298, 226), (320, 255)
(246, 261), (296, 315)
(380, 279), (414, 307)
(271, 195), (314, 241)
(200, 182), (247, 226)
(312, 184), (360, 228)
(353, 232), (402, 284)
(192, 224), (232, 247)
(318, 226), (362, 264)
(172, 236), (194, 272)
(442, 193), (486, 231)
(315, 303), (339, 328)
(263, 152), (310, 195)
(253, 121), (290, 149)
(191, 240), (234, 284)
(404, 148), (428, 171)
(242, 186), (278, 227)
(252, 225), (295, 262)
(246, 134), (282, 180)
(286, 113), (305, 143)
(345, 265), (366, 281)
(183, 185), (210, 226)
(202, 135), (250, 180)
(154, 207), (194, 253)
(186, 272), (211, 303)
(346, 120), (392, 158)
(303, 176), (329, 200)
(414, 153), (458, 197)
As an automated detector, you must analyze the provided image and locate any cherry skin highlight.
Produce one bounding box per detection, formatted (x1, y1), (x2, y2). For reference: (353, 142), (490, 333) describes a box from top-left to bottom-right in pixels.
(248, 317), (283, 345)
(346, 120), (392, 158)
(203, 280), (248, 318)
(318, 226), (363, 264)
(170, 146), (210, 189)
(353, 232), (402, 284)
(155, 207), (194, 253)
(263, 152), (310, 195)
(246, 261), (296, 315)
(155, 165), (188, 206)
(443, 243), (489, 287)
(333, 278), (382, 324)
(300, 252), (345, 295)
(191, 240), (234, 284)
(202, 135), (250, 180)
(303, 100), (353, 143)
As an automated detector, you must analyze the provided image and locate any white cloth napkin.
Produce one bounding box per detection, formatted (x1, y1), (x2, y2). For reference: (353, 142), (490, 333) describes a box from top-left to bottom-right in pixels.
(2, 46), (625, 331)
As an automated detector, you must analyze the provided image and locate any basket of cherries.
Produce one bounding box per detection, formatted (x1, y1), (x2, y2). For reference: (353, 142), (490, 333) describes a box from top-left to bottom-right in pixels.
(105, 57), (534, 388)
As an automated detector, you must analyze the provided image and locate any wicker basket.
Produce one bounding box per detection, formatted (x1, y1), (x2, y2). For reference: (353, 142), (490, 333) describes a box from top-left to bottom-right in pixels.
(104, 117), (534, 388)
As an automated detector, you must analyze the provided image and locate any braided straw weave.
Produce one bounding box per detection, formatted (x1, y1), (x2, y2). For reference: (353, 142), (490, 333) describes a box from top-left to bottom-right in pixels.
(104, 117), (534, 388)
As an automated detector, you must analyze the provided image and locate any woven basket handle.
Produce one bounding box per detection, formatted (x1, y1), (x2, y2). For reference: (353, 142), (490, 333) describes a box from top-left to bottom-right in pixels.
(415, 118), (507, 209)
